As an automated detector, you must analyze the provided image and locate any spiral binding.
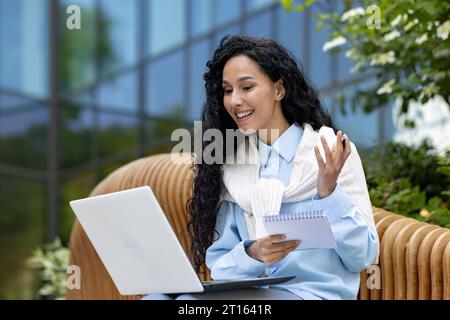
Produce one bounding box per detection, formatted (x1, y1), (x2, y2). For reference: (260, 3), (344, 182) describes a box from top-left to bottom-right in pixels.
(263, 210), (325, 222)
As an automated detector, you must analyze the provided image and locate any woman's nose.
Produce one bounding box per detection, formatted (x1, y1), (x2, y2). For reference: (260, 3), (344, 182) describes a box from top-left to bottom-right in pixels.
(230, 91), (243, 107)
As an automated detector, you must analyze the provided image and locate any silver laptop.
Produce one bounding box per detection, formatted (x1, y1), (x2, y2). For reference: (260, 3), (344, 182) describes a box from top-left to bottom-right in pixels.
(69, 186), (295, 295)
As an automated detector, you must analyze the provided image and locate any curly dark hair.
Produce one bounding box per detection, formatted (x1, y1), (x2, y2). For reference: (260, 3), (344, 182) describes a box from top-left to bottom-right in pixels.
(186, 35), (336, 274)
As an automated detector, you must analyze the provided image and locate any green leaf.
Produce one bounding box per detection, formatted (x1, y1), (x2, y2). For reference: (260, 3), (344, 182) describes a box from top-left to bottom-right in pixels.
(280, 0), (293, 11)
(39, 285), (55, 296)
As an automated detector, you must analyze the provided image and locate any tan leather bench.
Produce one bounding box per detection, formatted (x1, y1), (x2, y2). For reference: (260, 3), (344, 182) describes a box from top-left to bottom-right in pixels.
(66, 153), (450, 300)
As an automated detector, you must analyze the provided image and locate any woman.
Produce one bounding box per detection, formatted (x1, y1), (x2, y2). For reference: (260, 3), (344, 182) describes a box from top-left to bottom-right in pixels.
(143, 35), (379, 300)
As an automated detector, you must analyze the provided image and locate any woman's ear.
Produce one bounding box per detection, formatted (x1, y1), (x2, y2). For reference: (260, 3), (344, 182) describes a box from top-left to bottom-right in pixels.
(274, 80), (286, 101)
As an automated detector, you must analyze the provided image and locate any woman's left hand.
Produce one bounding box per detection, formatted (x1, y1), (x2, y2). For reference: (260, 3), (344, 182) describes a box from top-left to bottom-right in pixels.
(314, 131), (352, 199)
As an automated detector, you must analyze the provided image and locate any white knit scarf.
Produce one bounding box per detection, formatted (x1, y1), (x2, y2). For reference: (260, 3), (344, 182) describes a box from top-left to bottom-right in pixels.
(220, 123), (379, 264)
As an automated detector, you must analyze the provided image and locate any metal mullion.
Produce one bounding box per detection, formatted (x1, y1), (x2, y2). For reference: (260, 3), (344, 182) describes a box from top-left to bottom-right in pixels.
(47, 0), (59, 242)
(138, 0), (148, 157)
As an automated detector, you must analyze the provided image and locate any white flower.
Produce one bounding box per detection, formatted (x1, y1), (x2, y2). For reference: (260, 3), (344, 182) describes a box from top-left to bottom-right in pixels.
(350, 61), (363, 74)
(322, 36), (347, 52)
(345, 48), (356, 58)
(404, 18), (419, 31)
(340, 7), (365, 22)
(433, 48), (450, 58)
(427, 22), (433, 31)
(391, 15), (402, 27)
(415, 33), (428, 45)
(422, 84), (439, 96)
(370, 51), (396, 66)
(377, 79), (396, 95)
(383, 30), (401, 42)
(437, 21), (450, 40)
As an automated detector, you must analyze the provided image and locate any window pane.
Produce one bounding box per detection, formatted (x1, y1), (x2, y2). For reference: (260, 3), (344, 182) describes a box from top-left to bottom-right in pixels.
(60, 171), (94, 243)
(245, 0), (275, 12)
(276, 5), (304, 63)
(308, 6), (331, 89)
(190, 0), (212, 37)
(98, 71), (138, 112)
(145, 118), (183, 152)
(214, 0), (240, 27)
(99, 0), (138, 75)
(60, 103), (93, 169)
(147, 51), (184, 119)
(0, 176), (45, 299)
(149, 0), (185, 55)
(63, 89), (94, 106)
(338, 50), (357, 82)
(243, 10), (272, 38)
(188, 40), (209, 121)
(0, 0), (49, 97)
(59, 0), (96, 91)
(0, 93), (38, 112)
(98, 112), (138, 157)
(213, 24), (240, 48)
(0, 106), (48, 170)
(332, 86), (379, 148)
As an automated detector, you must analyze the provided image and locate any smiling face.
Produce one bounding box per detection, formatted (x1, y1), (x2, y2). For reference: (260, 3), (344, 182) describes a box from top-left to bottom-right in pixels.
(222, 54), (289, 142)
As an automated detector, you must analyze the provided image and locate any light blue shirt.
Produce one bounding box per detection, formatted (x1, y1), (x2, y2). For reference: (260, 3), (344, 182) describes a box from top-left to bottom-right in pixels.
(205, 122), (378, 300)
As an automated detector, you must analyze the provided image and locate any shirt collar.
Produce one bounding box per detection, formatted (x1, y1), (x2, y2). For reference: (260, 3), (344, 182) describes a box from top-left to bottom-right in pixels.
(258, 122), (303, 165)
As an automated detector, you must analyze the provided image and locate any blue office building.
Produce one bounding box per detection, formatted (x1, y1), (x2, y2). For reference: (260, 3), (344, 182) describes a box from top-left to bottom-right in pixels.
(0, 0), (396, 298)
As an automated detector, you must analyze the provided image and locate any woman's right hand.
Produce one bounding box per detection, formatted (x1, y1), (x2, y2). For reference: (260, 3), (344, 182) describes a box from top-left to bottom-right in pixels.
(245, 234), (300, 265)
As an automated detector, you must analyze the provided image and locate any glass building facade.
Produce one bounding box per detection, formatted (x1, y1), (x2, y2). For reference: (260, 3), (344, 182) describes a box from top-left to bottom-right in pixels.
(0, 0), (396, 298)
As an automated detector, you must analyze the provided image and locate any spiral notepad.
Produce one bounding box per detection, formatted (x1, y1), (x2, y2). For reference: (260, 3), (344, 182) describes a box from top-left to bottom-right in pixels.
(261, 210), (336, 250)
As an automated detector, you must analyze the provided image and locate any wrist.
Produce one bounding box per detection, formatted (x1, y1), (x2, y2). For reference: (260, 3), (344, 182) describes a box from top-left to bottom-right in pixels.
(245, 242), (260, 261)
(319, 184), (337, 199)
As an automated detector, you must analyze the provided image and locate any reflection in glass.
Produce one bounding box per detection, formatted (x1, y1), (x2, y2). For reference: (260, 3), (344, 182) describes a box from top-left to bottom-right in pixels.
(214, 0), (240, 27)
(0, 175), (45, 299)
(245, 0), (275, 12)
(189, 40), (209, 121)
(149, 0), (185, 55)
(276, 6), (304, 63)
(145, 118), (183, 153)
(213, 24), (240, 48)
(98, 72), (138, 112)
(58, 0), (96, 92)
(0, 0), (49, 97)
(332, 86), (379, 148)
(147, 51), (184, 119)
(0, 106), (48, 170)
(191, 0), (212, 37)
(60, 104), (93, 169)
(0, 93), (38, 112)
(98, 112), (138, 157)
(60, 172), (94, 243)
(99, 0), (138, 75)
(308, 6), (331, 89)
(338, 50), (357, 82)
(243, 10), (273, 38)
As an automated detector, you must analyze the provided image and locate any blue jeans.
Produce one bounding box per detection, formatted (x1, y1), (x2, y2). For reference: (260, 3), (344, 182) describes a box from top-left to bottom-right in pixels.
(141, 288), (302, 300)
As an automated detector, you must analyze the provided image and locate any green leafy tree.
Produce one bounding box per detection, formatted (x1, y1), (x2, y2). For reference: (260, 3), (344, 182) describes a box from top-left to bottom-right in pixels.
(282, 0), (450, 127)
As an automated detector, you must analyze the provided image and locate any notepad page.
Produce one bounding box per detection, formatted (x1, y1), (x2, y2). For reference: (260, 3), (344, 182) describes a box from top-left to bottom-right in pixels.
(261, 211), (336, 250)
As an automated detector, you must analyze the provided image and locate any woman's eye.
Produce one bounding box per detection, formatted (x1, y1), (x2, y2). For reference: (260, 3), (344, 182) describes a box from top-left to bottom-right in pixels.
(223, 89), (232, 94)
(243, 86), (253, 91)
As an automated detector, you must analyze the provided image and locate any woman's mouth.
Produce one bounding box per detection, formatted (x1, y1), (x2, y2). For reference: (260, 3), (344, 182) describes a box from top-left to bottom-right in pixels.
(235, 109), (254, 122)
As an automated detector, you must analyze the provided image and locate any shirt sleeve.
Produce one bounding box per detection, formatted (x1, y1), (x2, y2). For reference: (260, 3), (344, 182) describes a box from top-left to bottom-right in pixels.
(205, 200), (268, 280)
(312, 184), (378, 272)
